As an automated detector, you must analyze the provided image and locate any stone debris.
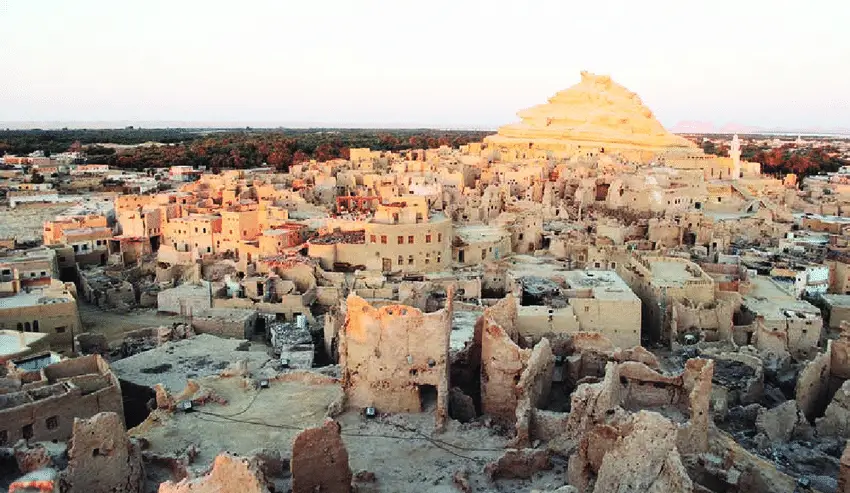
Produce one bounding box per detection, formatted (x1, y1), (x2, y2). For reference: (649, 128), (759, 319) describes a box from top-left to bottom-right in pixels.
(484, 448), (552, 480)
(13, 442), (57, 474)
(755, 400), (807, 443)
(8, 468), (60, 493)
(268, 320), (314, 369)
(818, 380), (850, 439)
(452, 469), (472, 493)
(448, 387), (477, 423)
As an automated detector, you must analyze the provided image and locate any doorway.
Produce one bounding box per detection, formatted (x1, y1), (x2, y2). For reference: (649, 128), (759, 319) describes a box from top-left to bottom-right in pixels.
(419, 385), (438, 412)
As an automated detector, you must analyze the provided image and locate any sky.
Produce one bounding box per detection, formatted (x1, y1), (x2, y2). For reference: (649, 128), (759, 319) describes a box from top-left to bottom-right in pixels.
(1, 0), (848, 130)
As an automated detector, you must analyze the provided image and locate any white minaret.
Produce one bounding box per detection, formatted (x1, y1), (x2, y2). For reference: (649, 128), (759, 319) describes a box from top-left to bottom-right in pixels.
(730, 134), (741, 180)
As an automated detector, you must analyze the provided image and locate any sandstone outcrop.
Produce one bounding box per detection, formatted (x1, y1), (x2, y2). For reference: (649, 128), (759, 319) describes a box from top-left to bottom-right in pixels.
(485, 71), (700, 158)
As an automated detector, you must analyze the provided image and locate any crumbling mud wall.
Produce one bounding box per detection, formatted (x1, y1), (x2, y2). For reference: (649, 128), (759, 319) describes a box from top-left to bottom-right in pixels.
(670, 298), (735, 343)
(158, 453), (271, 493)
(291, 419), (352, 493)
(0, 354), (124, 445)
(706, 350), (764, 411)
(323, 306), (343, 362)
(450, 294), (518, 414)
(818, 380), (850, 438)
(513, 338), (554, 446)
(339, 293), (451, 428)
(481, 318), (530, 426)
(562, 332), (660, 388)
(796, 343), (832, 421)
(679, 358), (714, 454)
(562, 364), (695, 493)
(60, 412), (144, 493)
(591, 411), (694, 493)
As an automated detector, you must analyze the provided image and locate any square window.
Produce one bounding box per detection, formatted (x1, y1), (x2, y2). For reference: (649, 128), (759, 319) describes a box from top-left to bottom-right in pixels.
(381, 235), (387, 244)
(408, 236), (414, 244)
(370, 235), (376, 243)
(398, 236), (404, 244)
(55, 326), (66, 334)
(426, 235), (432, 243)
(46, 416), (58, 430)
(22, 424), (33, 440)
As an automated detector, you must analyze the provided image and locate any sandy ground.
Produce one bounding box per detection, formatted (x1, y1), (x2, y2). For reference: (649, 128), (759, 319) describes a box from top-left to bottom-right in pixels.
(78, 300), (186, 343)
(0, 203), (69, 243)
(132, 376), (569, 493)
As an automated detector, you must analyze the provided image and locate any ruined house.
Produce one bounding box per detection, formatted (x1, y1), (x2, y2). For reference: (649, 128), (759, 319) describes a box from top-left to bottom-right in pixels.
(339, 293), (451, 429)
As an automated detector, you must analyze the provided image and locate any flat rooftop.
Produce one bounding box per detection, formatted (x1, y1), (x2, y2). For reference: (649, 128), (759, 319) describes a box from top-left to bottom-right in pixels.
(506, 255), (570, 279)
(647, 259), (705, 288)
(743, 276), (821, 320)
(563, 270), (640, 301)
(454, 224), (508, 244)
(0, 330), (48, 357)
(822, 294), (850, 308)
(795, 213), (850, 224)
(0, 289), (73, 309)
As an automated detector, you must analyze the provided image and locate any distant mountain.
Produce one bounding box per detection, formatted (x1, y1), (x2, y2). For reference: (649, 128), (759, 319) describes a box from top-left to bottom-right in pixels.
(670, 121), (850, 136)
(668, 121), (716, 134)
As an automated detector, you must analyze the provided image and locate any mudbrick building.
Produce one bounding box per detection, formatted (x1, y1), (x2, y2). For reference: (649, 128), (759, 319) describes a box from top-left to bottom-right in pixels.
(0, 354), (123, 446)
(2, 71), (850, 492)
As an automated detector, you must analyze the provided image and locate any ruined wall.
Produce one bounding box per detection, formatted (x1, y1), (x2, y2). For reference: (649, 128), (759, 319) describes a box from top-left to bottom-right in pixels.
(796, 343), (832, 421)
(481, 318), (530, 426)
(0, 355), (123, 446)
(190, 308), (256, 339)
(290, 420), (352, 493)
(323, 308), (343, 362)
(517, 306), (581, 342)
(513, 338), (554, 446)
(569, 297), (642, 349)
(678, 358), (713, 454)
(670, 299), (735, 343)
(450, 294), (517, 412)
(817, 380), (850, 439)
(591, 412), (694, 493)
(159, 453), (271, 493)
(60, 412), (143, 493)
(340, 294), (450, 428)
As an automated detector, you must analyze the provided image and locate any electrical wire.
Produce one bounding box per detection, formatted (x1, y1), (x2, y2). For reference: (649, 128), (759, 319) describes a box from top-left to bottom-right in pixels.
(185, 379), (505, 462)
(193, 407), (504, 462)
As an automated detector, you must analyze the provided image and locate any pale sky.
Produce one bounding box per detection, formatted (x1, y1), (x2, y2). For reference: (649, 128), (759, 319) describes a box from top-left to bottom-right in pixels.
(1, 0), (848, 129)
